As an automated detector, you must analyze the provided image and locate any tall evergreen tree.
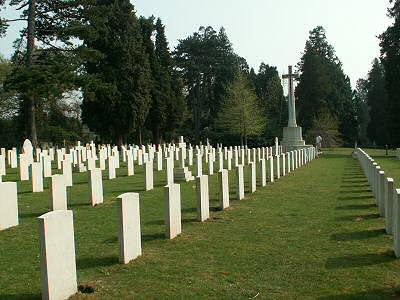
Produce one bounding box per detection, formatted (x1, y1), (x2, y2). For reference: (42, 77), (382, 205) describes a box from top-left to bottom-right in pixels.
(252, 63), (286, 141)
(155, 18), (185, 141)
(140, 17), (183, 144)
(0, 0), (82, 146)
(175, 26), (238, 142)
(380, 0), (400, 146)
(353, 78), (370, 145)
(80, 0), (151, 145)
(365, 59), (388, 145)
(296, 26), (355, 145)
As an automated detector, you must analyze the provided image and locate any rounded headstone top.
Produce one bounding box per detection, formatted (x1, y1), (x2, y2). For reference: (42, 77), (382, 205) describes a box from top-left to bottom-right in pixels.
(23, 139), (33, 154)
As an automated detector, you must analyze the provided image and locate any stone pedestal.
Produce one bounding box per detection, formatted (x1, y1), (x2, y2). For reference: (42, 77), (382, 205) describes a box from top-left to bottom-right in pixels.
(282, 126), (306, 152)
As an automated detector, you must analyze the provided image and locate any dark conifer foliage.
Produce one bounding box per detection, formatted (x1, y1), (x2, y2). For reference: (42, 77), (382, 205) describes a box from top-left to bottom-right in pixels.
(380, 0), (400, 146)
(296, 26), (356, 145)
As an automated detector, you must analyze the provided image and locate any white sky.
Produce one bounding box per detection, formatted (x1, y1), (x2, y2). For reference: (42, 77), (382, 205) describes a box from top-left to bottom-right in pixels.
(0, 0), (392, 88)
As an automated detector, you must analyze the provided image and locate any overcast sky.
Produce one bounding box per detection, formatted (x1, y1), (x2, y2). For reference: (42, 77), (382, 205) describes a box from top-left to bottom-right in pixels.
(0, 0), (392, 88)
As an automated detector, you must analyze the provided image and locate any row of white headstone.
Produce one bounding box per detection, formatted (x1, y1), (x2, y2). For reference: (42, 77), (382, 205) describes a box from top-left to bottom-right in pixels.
(355, 148), (400, 257)
(0, 138), (317, 300)
(396, 148), (400, 160)
(32, 144), (317, 300)
(0, 138), (317, 232)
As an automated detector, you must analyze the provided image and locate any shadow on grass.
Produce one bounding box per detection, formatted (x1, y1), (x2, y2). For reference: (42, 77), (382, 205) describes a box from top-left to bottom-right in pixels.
(77, 256), (118, 270)
(72, 180), (89, 186)
(0, 293), (41, 300)
(19, 211), (44, 219)
(142, 233), (165, 242)
(182, 217), (197, 223)
(331, 229), (385, 241)
(340, 184), (371, 189)
(336, 204), (376, 210)
(102, 236), (118, 244)
(341, 179), (368, 184)
(339, 190), (372, 194)
(146, 219), (164, 226)
(69, 202), (89, 208)
(18, 190), (34, 195)
(181, 207), (196, 213)
(318, 288), (400, 300)
(110, 186), (144, 194)
(337, 195), (373, 201)
(341, 174), (365, 178)
(335, 213), (380, 221)
(325, 251), (395, 269)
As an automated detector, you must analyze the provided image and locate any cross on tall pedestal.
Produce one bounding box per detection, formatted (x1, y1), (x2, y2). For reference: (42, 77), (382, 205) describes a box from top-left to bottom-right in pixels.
(282, 66), (299, 128)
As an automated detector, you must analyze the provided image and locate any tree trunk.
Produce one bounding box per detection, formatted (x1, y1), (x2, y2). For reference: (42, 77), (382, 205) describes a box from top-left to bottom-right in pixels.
(152, 126), (160, 145)
(138, 127), (142, 146)
(117, 135), (123, 148)
(27, 0), (38, 148)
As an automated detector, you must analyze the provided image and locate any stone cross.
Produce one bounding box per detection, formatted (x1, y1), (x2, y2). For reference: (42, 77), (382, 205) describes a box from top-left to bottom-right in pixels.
(282, 65), (299, 128)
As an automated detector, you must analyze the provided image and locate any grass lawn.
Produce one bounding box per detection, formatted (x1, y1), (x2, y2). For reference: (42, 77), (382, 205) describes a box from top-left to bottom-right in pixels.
(1, 148), (400, 299)
(364, 149), (400, 190)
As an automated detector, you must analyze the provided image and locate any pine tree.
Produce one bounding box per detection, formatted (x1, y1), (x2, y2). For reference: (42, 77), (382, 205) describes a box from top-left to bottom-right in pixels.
(296, 26), (355, 145)
(353, 78), (370, 145)
(365, 59), (388, 145)
(80, 0), (151, 145)
(252, 63), (286, 141)
(155, 18), (185, 141)
(175, 26), (237, 142)
(0, 0), (82, 146)
(380, 0), (400, 146)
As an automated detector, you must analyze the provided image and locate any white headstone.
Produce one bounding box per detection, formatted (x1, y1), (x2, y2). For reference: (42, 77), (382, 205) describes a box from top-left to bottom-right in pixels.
(0, 182), (18, 230)
(269, 156), (274, 183)
(196, 154), (202, 177)
(379, 171), (385, 217)
(108, 156), (116, 180)
(164, 183), (182, 239)
(32, 162), (44, 193)
(166, 157), (174, 186)
(43, 155), (52, 178)
(276, 154), (280, 180)
(127, 151), (134, 176)
(144, 160), (154, 191)
(19, 154), (29, 181)
(38, 210), (77, 300)
(385, 177), (394, 234)
(394, 189), (400, 257)
(259, 159), (266, 187)
(89, 168), (103, 206)
(62, 156), (73, 187)
(236, 165), (244, 200)
(23, 139), (34, 164)
(50, 175), (67, 211)
(117, 193), (142, 264)
(196, 175), (210, 222)
(218, 169), (229, 210)
(249, 162), (256, 193)
(208, 152), (214, 175)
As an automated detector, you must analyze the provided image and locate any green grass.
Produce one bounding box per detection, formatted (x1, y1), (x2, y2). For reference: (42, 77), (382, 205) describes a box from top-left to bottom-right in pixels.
(363, 149), (400, 190)
(1, 149), (400, 299)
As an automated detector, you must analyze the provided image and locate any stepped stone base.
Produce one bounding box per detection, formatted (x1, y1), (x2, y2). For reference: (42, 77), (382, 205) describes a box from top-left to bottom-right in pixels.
(282, 126), (307, 152)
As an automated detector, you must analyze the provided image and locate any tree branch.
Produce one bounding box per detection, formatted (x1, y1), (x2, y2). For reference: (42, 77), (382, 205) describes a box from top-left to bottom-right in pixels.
(16, 2), (29, 10)
(4, 18), (27, 22)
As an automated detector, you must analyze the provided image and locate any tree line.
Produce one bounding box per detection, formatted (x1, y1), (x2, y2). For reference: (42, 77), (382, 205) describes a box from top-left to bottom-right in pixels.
(1, 0), (398, 148)
(0, 0), (285, 147)
(353, 0), (400, 147)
